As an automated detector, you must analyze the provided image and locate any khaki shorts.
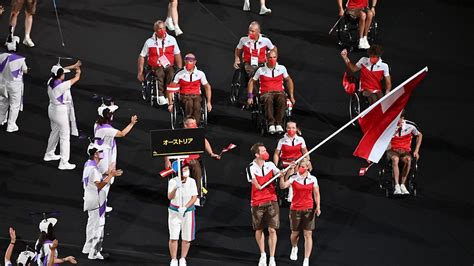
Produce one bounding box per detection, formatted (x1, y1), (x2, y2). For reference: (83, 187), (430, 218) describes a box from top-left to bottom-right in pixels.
(251, 201), (280, 230)
(346, 8), (369, 19)
(290, 209), (316, 231)
(11, 0), (37, 14)
(387, 149), (411, 160)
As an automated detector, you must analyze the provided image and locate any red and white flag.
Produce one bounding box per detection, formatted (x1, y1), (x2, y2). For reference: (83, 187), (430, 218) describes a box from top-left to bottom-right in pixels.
(353, 68), (427, 163)
(219, 143), (237, 156)
(159, 168), (175, 178)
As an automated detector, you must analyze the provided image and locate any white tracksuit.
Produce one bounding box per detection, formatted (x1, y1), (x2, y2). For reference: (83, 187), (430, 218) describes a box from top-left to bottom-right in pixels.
(0, 53), (27, 130)
(82, 159), (106, 257)
(44, 79), (78, 163)
(94, 123), (118, 198)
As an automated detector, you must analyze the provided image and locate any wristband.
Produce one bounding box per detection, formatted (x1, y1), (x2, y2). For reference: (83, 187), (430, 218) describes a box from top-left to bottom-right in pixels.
(10, 242), (15, 244)
(247, 93), (254, 98)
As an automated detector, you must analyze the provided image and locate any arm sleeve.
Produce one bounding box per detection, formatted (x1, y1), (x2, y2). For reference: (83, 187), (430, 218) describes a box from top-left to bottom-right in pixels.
(313, 177), (319, 187)
(252, 68), (261, 81)
(236, 37), (244, 49)
(282, 65), (289, 78)
(22, 61), (28, 72)
(139, 41), (148, 57)
(173, 40), (181, 55)
(411, 125), (420, 136)
(172, 71), (181, 83)
(200, 72), (209, 86)
(276, 139), (283, 150)
(246, 165), (254, 182)
(271, 162), (280, 175)
(92, 169), (102, 183)
(50, 80), (72, 99)
(355, 57), (365, 68)
(384, 64), (390, 77)
(104, 127), (119, 137)
(301, 137), (307, 149)
(168, 179), (177, 194)
(190, 179), (198, 196)
(266, 38), (275, 50)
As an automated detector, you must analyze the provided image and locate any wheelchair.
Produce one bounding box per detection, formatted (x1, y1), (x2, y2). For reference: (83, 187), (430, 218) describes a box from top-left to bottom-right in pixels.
(170, 92), (208, 129)
(250, 92), (292, 136)
(378, 152), (418, 197)
(229, 63), (263, 106)
(336, 12), (378, 51)
(170, 158), (208, 207)
(141, 68), (161, 107)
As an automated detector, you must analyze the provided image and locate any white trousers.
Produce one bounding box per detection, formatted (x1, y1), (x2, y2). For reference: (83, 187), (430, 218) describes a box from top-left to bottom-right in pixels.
(0, 81), (23, 128)
(83, 208), (105, 256)
(45, 104), (70, 163)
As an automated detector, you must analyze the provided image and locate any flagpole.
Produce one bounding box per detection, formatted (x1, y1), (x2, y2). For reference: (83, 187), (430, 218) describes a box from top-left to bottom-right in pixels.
(259, 67), (428, 189)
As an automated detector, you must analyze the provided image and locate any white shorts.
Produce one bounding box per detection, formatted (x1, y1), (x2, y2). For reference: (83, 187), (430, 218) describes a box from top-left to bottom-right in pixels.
(168, 208), (195, 242)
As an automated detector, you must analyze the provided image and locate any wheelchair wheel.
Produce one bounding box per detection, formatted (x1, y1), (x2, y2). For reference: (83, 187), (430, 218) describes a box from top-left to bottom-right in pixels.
(170, 93), (180, 129)
(367, 20), (378, 45)
(230, 68), (242, 105)
(336, 16), (359, 48)
(349, 92), (360, 125)
(201, 96), (208, 128)
(142, 72), (153, 103)
(150, 79), (159, 107)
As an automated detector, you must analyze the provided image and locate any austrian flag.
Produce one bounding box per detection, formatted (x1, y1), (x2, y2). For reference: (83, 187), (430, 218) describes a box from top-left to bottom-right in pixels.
(353, 67), (428, 163)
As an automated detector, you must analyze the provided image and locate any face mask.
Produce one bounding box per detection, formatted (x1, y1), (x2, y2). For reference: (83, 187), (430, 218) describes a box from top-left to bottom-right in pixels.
(182, 169), (190, 178)
(157, 29), (166, 38)
(261, 152), (270, 161)
(268, 58), (277, 67)
(185, 62), (195, 71)
(370, 57), (379, 64)
(98, 152), (104, 160)
(287, 129), (296, 137)
(298, 167), (306, 175)
(248, 33), (258, 40)
(187, 123), (197, 128)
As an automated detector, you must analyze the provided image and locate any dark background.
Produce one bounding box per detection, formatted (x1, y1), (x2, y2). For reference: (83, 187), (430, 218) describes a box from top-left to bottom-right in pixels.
(0, 0), (473, 265)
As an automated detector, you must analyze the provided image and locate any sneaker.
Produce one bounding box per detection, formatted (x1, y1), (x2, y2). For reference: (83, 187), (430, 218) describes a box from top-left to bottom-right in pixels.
(170, 259), (178, 266)
(158, 96), (168, 105)
(290, 246), (298, 261)
(6, 124), (19, 132)
(400, 184), (410, 195)
(258, 254), (267, 266)
(358, 37), (370, 49)
(43, 153), (61, 161)
(82, 248), (90, 255)
(179, 257), (187, 266)
(22, 37), (35, 47)
(58, 161), (76, 170)
(106, 206), (113, 212)
(303, 258), (309, 266)
(393, 184), (402, 195)
(268, 125), (276, 134)
(165, 17), (175, 31)
(275, 125), (284, 134)
(88, 252), (104, 260)
(5, 36), (19, 52)
(259, 6), (272, 15)
(243, 0), (250, 11)
(268, 257), (276, 266)
(174, 25), (183, 36)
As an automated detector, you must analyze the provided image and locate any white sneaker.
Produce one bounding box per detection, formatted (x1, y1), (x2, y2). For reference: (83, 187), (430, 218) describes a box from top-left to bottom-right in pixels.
(43, 153), (61, 161)
(58, 161), (76, 170)
(259, 6), (272, 15)
(290, 246), (298, 261)
(170, 259), (178, 266)
(158, 96), (168, 105)
(174, 25), (183, 36)
(268, 125), (276, 134)
(393, 184), (402, 195)
(303, 258), (309, 266)
(165, 17), (175, 31)
(275, 125), (284, 134)
(258, 254), (267, 266)
(106, 206), (113, 212)
(400, 184), (410, 195)
(179, 257), (187, 266)
(6, 124), (18, 132)
(358, 37), (370, 49)
(268, 257), (276, 266)
(82, 247), (90, 254)
(243, 0), (250, 11)
(23, 37), (35, 47)
(88, 252), (104, 260)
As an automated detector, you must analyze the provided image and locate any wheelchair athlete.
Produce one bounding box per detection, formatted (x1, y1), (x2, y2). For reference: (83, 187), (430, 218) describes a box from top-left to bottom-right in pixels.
(337, 0), (377, 49)
(167, 53), (212, 125)
(387, 113), (423, 195)
(137, 20), (182, 105)
(247, 50), (295, 134)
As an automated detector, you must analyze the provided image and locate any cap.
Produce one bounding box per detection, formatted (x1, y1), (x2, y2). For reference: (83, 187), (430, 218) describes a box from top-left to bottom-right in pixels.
(17, 251), (36, 265)
(39, 218), (57, 233)
(171, 160), (189, 173)
(97, 104), (119, 117)
(50, 65), (71, 76)
(87, 143), (103, 156)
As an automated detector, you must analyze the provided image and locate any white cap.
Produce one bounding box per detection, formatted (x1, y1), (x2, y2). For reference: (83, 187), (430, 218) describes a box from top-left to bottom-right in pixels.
(87, 142), (103, 156)
(97, 104), (119, 117)
(50, 65), (71, 76)
(39, 218), (57, 233)
(17, 251), (36, 265)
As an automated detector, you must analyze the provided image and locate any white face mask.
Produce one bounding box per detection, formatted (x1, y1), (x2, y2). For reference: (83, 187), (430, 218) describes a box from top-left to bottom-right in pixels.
(182, 169), (190, 178)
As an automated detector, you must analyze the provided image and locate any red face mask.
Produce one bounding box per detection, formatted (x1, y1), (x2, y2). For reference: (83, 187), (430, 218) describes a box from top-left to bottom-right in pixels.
(187, 122), (197, 128)
(287, 129), (296, 137)
(157, 29), (167, 39)
(185, 62), (195, 71)
(298, 167), (306, 175)
(248, 33), (258, 40)
(369, 57), (379, 64)
(261, 152), (270, 161)
(268, 58), (277, 67)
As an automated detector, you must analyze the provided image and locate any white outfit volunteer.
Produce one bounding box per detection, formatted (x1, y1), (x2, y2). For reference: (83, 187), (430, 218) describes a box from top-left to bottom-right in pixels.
(44, 65), (78, 170)
(168, 176), (198, 242)
(4, 250), (36, 266)
(0, 52), (27, 132)
(36, 218), (58, 266)
(82, 146), (107, 260)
